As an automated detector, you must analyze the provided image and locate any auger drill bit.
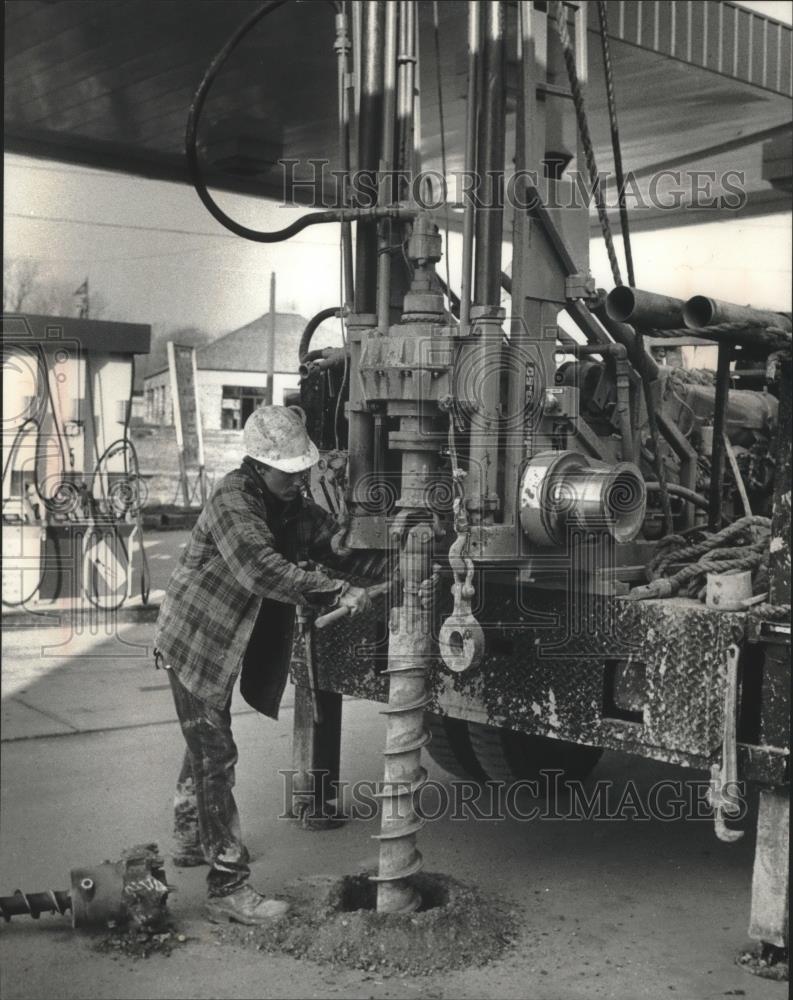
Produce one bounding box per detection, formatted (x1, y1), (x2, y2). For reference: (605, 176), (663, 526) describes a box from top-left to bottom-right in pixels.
(0, 843), (169, 930)
(372, 520), (434, 914)
(0, 889), (72, 921)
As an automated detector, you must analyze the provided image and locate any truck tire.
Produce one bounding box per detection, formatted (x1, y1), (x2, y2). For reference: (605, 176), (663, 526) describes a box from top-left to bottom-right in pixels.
(424, 713), (485, 780)
(467, 722), (603, 788)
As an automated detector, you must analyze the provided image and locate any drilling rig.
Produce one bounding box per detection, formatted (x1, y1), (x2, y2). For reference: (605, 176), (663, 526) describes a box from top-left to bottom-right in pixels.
(185, 0), (790, 962)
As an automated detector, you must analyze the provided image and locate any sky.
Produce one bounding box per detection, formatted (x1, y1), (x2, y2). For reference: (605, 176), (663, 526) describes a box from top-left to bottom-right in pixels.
(3, 0), (791, 341)
(5, 152), (790, 339)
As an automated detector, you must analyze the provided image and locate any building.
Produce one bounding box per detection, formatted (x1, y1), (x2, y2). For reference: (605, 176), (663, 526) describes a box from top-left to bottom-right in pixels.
(142, 310), (340, 430)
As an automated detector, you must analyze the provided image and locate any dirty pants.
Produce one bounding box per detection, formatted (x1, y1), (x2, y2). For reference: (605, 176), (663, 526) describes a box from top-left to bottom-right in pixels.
(167, 669), (249, 898)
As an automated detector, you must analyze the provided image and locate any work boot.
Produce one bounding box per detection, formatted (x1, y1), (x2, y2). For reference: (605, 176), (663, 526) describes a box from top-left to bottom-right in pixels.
(205, 884), (289, 925)
(173, 843), (250, 868)
(172, 845), (208, 868)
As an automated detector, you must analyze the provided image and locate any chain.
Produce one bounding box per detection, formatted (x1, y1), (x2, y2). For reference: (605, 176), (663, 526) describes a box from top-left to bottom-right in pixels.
(447, 410), (474, 611)
(438, 410), (484, 673)
(446, 409), (466, 509)
(550, 0), (622, 288)
(596, 0), (635, 287)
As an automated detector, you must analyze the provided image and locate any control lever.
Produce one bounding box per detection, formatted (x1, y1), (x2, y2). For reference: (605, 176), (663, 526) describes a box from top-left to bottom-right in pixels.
(314, 581), (389, 629)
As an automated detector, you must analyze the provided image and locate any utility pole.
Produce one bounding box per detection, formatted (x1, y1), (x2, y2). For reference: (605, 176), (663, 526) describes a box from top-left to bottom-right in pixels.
(267, 271), (277, 405)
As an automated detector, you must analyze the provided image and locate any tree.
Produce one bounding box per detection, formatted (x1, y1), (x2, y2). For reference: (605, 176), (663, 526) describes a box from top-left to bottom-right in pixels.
(3, 257), (108, 317)
(3, 258), (40, 311)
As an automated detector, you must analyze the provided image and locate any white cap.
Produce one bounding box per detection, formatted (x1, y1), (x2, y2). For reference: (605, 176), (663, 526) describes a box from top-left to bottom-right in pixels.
(243, 405), (319, 473)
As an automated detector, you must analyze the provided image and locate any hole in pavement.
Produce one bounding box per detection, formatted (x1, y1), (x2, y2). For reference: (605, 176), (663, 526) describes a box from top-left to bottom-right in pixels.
(337, 873), (449, 913)
(212, 872), (517, 974)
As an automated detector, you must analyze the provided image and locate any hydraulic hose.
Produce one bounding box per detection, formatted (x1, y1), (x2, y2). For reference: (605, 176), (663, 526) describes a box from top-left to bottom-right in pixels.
(86, 435), (151, 606)
(645, 482), (712, 514)
(298, 307), (341, 364)
(36, 346), (70, 506)
(186, 0), (414, 243)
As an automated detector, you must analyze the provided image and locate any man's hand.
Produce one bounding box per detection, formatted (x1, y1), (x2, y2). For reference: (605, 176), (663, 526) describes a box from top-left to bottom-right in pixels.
(337, 584), (372, 617)
(418, 563), (443, 610)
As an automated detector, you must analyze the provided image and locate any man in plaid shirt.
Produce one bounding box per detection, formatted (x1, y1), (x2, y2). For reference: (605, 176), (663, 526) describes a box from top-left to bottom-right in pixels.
(154, 405), (369, 925)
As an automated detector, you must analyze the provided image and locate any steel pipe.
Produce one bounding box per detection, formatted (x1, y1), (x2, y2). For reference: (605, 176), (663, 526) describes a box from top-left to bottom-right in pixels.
(375, 1), (399, 334)
(588, 298), (660, 383)
(459, 1), (480, 335)
(473, 1), (506, 308)
(605, 287), (687, 331)
(396, 0), (417, 183)
(335, 6), (354, 307)
(354, 1), (385, 315)
(683, 296), (792, 333)
(502, 0), (536, 526)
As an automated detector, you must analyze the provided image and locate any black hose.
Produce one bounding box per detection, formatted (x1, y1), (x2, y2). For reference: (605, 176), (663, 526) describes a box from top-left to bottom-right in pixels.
(125, 415), (152, 605)
(123, 355), (134, 476)
(36, 346), (70, 507)
(84, 355), (106, 498)
(645, 482), (710, 513)
(185, 0), (366, 244)
(2, 418), (39, 487)
(299, 307), (341, 364)
(83, 434), (151, 608)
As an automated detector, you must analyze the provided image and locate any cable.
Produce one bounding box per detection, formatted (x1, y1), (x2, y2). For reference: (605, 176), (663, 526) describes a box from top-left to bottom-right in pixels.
(596, 0), (635, 287)
(2, 419), (39, 490)
(550, 0), (622, 288)
(123, 356), (134, 476)
(185, 0), (404, 244)
(37, 346), (68, 486)
(644, 482), (713, 515)
(334, 232), (349, 452)
(84, 356), (106, 499)
(83, 434), (151, 608)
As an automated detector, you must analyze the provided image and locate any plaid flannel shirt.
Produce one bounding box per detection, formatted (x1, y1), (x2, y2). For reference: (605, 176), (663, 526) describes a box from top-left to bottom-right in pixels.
(154, 459), (341, 710)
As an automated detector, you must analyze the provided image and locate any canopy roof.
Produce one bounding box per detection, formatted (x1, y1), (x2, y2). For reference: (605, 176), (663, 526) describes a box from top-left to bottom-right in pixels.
(5, 1), (792, 231)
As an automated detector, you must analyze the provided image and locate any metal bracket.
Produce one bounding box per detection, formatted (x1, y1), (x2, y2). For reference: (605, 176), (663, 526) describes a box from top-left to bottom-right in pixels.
(707, 643), (745, 843)
(438, 499), (485, 673)
(565, 272), (596, 299)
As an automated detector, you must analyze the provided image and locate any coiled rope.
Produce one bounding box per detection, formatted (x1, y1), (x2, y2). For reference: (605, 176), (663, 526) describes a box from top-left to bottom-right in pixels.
(627, 516), (791, 630)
